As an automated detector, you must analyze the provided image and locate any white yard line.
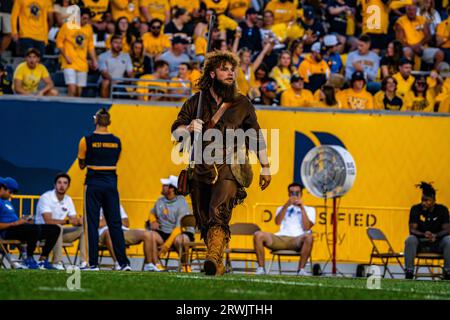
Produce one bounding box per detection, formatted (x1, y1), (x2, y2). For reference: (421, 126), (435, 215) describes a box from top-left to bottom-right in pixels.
(37, 286), (90, 293)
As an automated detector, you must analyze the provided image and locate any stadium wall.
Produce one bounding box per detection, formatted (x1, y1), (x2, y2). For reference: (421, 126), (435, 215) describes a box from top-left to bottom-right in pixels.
(1, 96), (450, 263)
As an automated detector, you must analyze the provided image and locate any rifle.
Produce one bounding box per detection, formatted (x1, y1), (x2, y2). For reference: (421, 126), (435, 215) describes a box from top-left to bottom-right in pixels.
(190, 12), (216, 169)
(177, 13), (216, 196)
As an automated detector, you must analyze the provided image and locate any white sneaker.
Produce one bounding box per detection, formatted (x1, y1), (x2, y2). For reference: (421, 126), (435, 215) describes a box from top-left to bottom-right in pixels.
(79, 261), (88, 269)
(297, 269), (311, 276)
(53, 262), (65, 271)
(144, 263), (163, 272)
(119, 264), (132, 271)
(113, 262), (120, 271)
(255, 266), (266, 275)
(82, 265), (100, 271)
(13, 262), (28, 269)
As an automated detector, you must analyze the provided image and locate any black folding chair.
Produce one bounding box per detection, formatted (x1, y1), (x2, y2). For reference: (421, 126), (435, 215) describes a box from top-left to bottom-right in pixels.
(366, 227), (405, 278)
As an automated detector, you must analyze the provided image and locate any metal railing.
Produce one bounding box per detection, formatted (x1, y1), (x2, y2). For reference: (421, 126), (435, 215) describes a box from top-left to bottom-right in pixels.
(109, 77), (193, 100)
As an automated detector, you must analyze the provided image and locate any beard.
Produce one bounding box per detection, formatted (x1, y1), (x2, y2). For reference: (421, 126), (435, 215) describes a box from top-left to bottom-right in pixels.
(212, 78), (237, 102)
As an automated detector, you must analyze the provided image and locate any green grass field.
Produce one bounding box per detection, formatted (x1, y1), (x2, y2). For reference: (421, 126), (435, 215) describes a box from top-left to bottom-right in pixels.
(0, 270), (449, 300)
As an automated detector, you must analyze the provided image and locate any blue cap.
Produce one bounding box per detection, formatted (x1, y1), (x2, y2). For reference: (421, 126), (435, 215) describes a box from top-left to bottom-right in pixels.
(4, 177), (19, 193)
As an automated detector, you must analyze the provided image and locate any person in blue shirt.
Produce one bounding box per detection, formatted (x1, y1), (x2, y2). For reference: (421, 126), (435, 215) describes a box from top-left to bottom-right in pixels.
(78, 108), (131, 271)
(0, 177), (60, 270)
(323, 34), (343, 74)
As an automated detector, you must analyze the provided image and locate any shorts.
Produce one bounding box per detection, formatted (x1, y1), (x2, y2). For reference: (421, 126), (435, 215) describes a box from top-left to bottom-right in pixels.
(268, 234), (310, 251)
(367, 33), (388, 51)
(421, 47), (440, 64)
(63, 68), (87, 87)
(0, 13), (11, 34)
(155, 229), (194, 243)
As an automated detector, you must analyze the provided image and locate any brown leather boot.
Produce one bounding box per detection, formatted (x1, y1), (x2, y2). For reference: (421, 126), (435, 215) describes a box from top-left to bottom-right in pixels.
(204, 226), (226, 276)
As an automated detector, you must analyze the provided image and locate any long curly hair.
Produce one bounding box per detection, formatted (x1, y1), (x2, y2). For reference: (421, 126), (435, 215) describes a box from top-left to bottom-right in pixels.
(197, 51), (240, 91)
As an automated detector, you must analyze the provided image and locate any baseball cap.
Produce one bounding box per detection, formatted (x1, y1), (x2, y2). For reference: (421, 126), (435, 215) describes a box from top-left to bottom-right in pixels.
(351, 71), (366, 83)
(324, 34), (338, 47)
(290, 74), (303, 83)
(311, 42), (321, 53)
(303, 6), (315, 20)
(399, 57), (413, 66)
(172, 36), (189, 45)
(161, 175), (178, 188)
(4, 177), (19, 193)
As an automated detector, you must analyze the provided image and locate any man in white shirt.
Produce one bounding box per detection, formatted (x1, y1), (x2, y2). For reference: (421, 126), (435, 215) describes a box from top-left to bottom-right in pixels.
(35, 173), (86, 270)
(99, 204), (152, 272)
(253, 182), (315, 276)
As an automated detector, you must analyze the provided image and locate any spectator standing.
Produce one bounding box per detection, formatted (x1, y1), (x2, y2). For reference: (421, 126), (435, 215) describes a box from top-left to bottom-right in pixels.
(299, 6), (325, 53)
(436, 12), (450, 64)
(164, 7), (194, 38)
(35, 173), (87, 270)
(13, 48), (58, 96)
(264, 0), (296, 26)
(139, 0), (170, 24)
(111, 0), (139, 22)
(56, 8), (98, 97)
(253, 183), (315, 276)
(105, 17), (135, 54)
(82, 0), (110, 41)
(11, 0), (53, 57)
(404, 182), (450, 280)
(98, 35), (134, 98)
(237, 8), (263, 53)
(326, 0), (353, 37)
(418, 0), (441, 36)
(360, 0), (390, 53)
(0, 0), (13, 56)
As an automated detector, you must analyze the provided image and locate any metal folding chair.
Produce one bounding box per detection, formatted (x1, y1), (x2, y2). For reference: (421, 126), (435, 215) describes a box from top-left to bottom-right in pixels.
(0, 238), (22, 269)
(225, 223), (261, 273)
(366, 227), (405, 278)
(267, 249), (315, 275)
(415, 252), (444, 280)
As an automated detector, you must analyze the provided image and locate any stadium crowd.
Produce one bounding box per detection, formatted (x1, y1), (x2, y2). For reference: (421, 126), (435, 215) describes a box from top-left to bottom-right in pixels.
(0, 0), (449, 111)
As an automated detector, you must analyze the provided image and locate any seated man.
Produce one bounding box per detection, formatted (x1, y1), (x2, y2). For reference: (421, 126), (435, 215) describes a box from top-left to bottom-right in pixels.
(0, 177), (60, 270)
(404, 182), (450, 280)
(145, 175), (194, 272)
(13, 48), (58, 96)
(98, 204), (152, 271)
(253, 182), (316, 276)
(35, 173), (86, 270)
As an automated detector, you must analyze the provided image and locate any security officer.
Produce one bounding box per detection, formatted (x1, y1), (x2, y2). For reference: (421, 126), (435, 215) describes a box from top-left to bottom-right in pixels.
(78, 108), (131, 270)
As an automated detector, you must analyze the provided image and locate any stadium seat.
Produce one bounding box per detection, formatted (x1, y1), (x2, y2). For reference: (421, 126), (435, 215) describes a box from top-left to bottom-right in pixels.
(179, 215), (206, 272)
(366, 227), (405, 278)
(225, 223), (261, 273)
